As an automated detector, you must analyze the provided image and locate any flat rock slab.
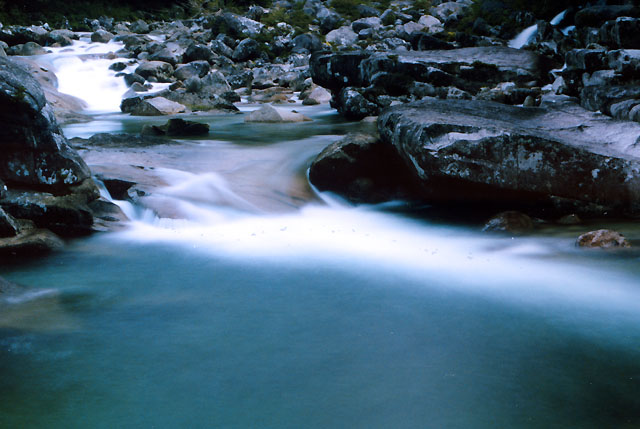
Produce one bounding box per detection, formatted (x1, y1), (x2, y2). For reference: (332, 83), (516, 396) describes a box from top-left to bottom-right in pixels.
(378, 99), (640, 213)
(131, 97), (187, 116)
(311, 47), (548, 93)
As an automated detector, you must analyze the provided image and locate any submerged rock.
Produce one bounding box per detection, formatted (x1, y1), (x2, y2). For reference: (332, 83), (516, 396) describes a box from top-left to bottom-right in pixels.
(141, 118), (209, 137)
(378, 99), (640, 214)
(244, 105), (311, 123)
(576, 229), (631, 248)
(482, 211), (534, 234)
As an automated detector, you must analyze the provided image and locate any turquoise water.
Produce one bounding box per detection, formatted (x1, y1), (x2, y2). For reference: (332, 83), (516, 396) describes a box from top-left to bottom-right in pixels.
(2, 228), (640, 428)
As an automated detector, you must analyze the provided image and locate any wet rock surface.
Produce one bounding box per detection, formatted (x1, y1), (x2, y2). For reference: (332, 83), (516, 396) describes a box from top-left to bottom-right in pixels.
(378, 98), (640, 214)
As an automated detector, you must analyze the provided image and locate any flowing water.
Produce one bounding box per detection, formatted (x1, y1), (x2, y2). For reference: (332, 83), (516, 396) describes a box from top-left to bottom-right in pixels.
(1, 39), (640, 428)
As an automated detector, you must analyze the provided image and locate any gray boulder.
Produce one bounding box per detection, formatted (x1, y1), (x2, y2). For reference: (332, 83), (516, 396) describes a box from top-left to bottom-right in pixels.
(130, 19), (150, 34)
(130, 96), (187, 116)
(326, 26), (358, 47)
(91, 29), (114, 43)
(174, 61), (211, 80)
(135, 61), (174, 82)
(232, 38), (260, 62)
(184, 44), (216, 63)
(148, 42), (185, 66)
(378, 99), (640, 214)
(336, 88), (379, 120)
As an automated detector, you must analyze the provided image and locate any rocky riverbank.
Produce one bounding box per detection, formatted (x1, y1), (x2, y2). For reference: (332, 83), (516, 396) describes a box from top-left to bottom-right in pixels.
(1, 0), (640, 261)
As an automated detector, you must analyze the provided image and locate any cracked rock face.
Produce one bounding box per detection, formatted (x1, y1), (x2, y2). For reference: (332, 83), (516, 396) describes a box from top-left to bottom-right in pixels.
(0, 56), (91, 193)
(378, 98), (640, 213)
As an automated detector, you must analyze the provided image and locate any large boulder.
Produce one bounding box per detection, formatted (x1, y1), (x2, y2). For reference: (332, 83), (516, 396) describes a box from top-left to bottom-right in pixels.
(0, 56), (91, 192)
(378, 99), (640, 214)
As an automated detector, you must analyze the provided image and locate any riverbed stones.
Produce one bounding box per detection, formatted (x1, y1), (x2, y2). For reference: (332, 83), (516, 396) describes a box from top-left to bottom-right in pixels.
(576, 229), (631, 248)
(244, 105), (311, 123)
(130, 97), (187, 116)
(377, 98), (640, 214)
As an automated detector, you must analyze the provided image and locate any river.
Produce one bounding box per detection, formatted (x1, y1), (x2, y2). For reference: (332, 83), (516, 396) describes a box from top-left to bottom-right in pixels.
(1, 36), (640, 428)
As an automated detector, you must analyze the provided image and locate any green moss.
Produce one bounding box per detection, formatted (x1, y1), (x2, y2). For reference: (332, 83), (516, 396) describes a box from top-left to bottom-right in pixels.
(261, 3), (312, 35)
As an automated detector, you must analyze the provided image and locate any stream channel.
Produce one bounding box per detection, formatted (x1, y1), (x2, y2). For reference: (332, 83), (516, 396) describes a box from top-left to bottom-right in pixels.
(1, 35), (640, 428)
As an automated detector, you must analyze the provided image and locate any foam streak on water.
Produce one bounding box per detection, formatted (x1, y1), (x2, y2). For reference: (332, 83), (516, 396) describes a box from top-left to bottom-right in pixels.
(109, 178), (640, 335)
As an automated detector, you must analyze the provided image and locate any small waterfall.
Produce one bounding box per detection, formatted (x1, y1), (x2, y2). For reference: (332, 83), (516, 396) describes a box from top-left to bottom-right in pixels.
(550, 9), (567, 26)
(34, 34), (168, 113)
(508, 24), (538, 49)
(509, 9), (569, 49)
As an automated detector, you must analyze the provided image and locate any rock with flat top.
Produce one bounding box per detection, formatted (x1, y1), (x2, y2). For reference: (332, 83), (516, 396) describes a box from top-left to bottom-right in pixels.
(244, 105), (312, 123)
(131, 97), (187, 116)
(378, 98), (640, 214)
